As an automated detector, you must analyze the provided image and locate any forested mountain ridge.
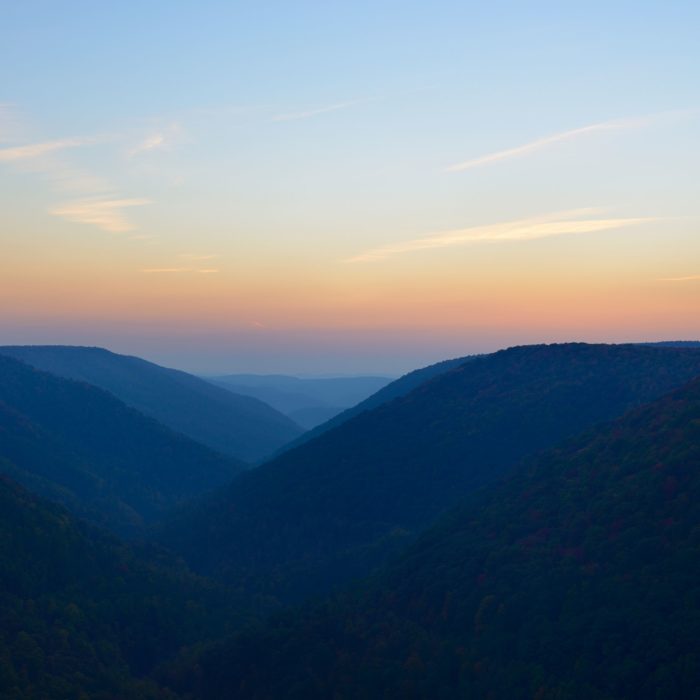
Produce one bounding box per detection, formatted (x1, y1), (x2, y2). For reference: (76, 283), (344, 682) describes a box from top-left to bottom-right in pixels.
(285, 354), (473, 447)
(0, 355), (243, 536)
(171, 373), (700, 700)
(159, 343), (700, 604)
(0, 346), (302, 462)
(0, 475), (245, 700)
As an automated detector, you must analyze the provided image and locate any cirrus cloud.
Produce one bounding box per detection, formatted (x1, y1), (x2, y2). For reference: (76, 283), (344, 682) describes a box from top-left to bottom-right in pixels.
(51, 197), (151, 233)
(345, 209), (655, 263)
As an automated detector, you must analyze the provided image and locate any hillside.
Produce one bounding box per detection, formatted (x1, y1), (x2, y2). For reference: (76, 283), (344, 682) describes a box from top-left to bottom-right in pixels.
(286, 355), (472, 445)
(209, 374), (392, 430)
(0, 475), (243, 700)
(174, 374), (700, 700)
(0, 355), (243, 535)
(159, 343), (700, 603)
(0, 346), (303, 462)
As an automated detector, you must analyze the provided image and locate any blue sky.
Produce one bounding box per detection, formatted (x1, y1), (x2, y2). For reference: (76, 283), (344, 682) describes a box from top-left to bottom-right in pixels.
(1, 2), (698, 373)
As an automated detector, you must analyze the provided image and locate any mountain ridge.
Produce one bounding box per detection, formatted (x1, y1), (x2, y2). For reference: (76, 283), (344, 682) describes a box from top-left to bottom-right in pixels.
(172, 372), (700, 699)
(0, 345), (303, 462)
(159, 343), (700, 604)
(0, 354), (244, 535)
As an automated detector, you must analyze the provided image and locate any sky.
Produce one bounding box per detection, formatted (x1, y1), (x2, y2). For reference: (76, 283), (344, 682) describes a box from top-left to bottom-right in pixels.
(1, 1), (699, 374)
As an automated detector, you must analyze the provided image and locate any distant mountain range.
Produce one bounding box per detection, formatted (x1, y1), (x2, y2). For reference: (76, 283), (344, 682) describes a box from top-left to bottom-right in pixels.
(0, 355), (243, 535)
(207, 374), (392, 429)
(159, 343), (700, 604)
(0, 346), (303, 462)
(182, 372), (700, 699)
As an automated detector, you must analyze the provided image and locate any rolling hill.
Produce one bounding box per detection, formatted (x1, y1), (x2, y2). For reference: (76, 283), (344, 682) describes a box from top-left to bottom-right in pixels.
(159, 343), (700, 604)
(0, 355), (243, 535)
(0, 346), (303, 463)
(181, 373), (700, 699)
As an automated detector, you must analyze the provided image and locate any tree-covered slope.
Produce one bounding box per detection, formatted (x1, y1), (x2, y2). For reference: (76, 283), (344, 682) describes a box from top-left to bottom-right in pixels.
(160, 343), (700, 604)
(0, 355), (242, 535)
(0, 475), (243, 700)
(177, 374), (700, 700)
(0, 346), (302, 462)
(286, 355), (472, 447)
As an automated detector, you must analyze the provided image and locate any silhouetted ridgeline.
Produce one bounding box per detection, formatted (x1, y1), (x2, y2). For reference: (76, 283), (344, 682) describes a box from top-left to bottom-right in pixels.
(170, 374), (700, 700)
(0, 346), (302, 462)
(284, 354), (473, 448)
(0, 355), (243, 536)
(159, 343), (700, 604)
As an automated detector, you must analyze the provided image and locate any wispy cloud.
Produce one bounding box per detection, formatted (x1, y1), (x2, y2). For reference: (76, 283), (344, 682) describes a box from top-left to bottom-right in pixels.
(51, 197), (151, 233)
(446, 116), (653, 172)
(128, 123), (183, 157)
(271, 99), (367, 123)
(345, 209), (654, 263)
(0, 105), (152, 233)
(0, 136), (100, 163)
(657, 274), (700, 282)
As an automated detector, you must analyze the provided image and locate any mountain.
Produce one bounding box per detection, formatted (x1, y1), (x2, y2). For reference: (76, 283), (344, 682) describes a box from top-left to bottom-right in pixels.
(181, 374), (700, 700)
(644, 340), (700, 347)
(159, 343), (700, 604)
(208, 374), (392, 430)
(0, 475), (243, 700)
(0, 355), (243, 535)
(289, 355), (474, 445)
(0, 346), (303, 462)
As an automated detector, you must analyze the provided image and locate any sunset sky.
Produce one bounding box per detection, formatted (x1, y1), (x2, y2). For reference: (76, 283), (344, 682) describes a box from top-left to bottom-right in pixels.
(1, 1), (699, 374)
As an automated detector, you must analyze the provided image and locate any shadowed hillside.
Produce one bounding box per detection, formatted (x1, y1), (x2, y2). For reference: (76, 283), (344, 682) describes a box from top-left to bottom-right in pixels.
(172, 374), (700, 700)
(284, 355), (473, 447)
(0, 355), (243, 535)
(0, 346), (303, 463)
(159, 343), (700, 604)
(0, 476), (245, 700)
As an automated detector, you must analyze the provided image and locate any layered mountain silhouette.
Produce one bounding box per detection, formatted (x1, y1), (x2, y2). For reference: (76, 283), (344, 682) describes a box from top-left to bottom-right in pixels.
(209, 374), (392, 430)
(159, 343), (700, 603)
(0, 346), (302, 462)
(289, 354), (474, 446)
(0, 355), (243, 535)
(169, 373), (700, 700)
